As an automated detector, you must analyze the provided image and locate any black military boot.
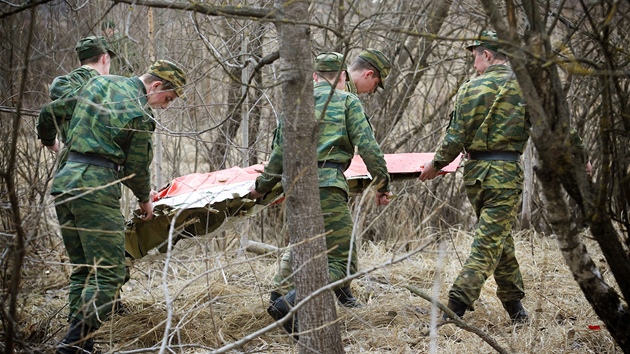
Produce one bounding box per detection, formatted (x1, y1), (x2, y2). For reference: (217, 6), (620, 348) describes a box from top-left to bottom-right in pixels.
(502, 300), (529, 324)
(267, 289), (299, 338)
(269, 291), (282, 304)
(442, 298), (468, 320)
(335, 285), (360, 308)
(56, 319), (95, 354)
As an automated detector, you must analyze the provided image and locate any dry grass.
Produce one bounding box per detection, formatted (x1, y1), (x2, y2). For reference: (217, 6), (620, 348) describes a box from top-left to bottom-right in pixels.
(17, 223), (621, 354)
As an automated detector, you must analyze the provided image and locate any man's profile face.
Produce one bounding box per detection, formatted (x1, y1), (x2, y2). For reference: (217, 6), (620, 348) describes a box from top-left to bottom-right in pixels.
(472, 48), (490, 75)
(147, 83), (179, 109)
(354, 70), (380, 94)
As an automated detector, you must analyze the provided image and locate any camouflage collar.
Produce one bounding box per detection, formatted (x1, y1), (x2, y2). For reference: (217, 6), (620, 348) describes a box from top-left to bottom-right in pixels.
(344, 74), (357, 94)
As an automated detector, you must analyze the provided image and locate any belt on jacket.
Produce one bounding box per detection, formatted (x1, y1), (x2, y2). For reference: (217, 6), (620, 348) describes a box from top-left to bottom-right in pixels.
(67, 151), (119, 170)
(317, 161), (346, 172)
(467, 151), (521, 161)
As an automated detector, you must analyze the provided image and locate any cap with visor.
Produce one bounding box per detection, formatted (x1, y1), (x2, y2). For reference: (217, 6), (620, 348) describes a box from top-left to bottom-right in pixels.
(466, 30), (501, 52)
(148, 60), (188, 100)
(358, 48), (391, 88)
(75, 36), (117, 61)
(315, 52), (346, 72)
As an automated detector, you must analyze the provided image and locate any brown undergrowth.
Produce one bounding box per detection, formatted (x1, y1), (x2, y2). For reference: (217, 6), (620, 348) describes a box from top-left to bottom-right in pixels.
(15, 225), (621, 353)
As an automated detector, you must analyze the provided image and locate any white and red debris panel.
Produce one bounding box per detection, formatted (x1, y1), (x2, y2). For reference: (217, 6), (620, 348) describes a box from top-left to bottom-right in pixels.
(125, 153), (461, 259)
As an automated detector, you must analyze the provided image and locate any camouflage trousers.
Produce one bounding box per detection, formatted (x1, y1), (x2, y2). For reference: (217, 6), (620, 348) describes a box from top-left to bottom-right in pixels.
(55, 196), (126, 329)
(449, 184), (525, 310)
(272, 187), (357, 294)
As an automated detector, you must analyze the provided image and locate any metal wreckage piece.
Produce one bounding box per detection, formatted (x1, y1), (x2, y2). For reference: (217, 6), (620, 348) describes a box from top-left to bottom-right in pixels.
(124, 153), (461, 260)
(124, 182), (283, 259)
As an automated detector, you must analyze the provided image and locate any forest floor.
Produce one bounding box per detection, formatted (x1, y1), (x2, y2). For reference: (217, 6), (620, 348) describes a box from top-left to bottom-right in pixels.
(17, 226), (621, 353)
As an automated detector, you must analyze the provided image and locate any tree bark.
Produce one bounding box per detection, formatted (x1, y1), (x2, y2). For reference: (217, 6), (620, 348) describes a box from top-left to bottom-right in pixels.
(247, 15), (266, 166)
(275, 0), (344, 352)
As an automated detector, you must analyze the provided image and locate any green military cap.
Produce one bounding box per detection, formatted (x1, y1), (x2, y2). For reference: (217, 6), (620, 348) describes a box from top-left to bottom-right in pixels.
(75, 36), (117, 61)
(358, 48), (391, 88)
(148, 60), (188, 100)
(466, 30), (500, 52)
(315, 52), (346, 72)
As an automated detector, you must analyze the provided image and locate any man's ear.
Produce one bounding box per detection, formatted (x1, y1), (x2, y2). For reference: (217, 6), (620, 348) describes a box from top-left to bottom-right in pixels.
(147, 81), (162, 94)
(364, 69), (375, 78)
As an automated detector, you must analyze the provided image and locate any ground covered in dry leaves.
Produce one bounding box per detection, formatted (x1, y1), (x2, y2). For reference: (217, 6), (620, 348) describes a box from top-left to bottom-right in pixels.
(20, 228), (620, 353)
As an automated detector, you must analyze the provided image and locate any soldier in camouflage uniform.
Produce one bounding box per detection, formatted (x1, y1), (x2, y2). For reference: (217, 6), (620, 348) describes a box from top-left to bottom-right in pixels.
(298, 47), (390, 306)
(52, 60), (186, 354)
(345, 48), (391, 95)
(249, 52), (392, 335)
(266, 49), (392, 308)
(37, 36), (116, 157)
(334, 48), (392, 305)
(419, 31), (530, 324)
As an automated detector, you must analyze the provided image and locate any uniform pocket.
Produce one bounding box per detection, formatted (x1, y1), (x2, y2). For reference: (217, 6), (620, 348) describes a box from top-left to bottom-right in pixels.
(318, 168), (339, 188)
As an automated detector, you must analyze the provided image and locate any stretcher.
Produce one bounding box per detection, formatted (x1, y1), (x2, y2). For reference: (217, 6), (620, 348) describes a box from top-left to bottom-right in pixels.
(124, 153), (461, 259)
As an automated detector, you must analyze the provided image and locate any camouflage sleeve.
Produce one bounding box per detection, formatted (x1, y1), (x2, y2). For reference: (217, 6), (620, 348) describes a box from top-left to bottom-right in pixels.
(40, 70), (98, 146)
(49, 76), (74, 101)
(433, 90), (467, 170)
(39, 76), (78, 145)
(255, 122), (283, 194)
(345, 95), (390, 192)
(271, 118), (283, 150)
(36, 103), (58, 146)
(120, 117), (154, 203)
(38, 85), (87, 146)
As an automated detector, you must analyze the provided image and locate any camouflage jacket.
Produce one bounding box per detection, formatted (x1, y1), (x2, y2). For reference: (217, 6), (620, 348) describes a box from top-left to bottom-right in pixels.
(37, 66), (99, 146)
(433, 64), (530, 189)
(51, 76), (155, 206)
(255, 81), (390, 195)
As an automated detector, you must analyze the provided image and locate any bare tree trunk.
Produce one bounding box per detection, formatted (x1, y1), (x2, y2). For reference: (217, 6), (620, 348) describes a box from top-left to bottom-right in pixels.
(520, 143), (534, 228)
(275, 0), (343, 352)
(241, 32), (250, 167)
(247, 18), (265, 165)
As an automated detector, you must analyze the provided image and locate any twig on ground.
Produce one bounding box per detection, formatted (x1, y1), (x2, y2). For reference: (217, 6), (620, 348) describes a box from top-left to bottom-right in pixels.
(406, 285), (509, 354)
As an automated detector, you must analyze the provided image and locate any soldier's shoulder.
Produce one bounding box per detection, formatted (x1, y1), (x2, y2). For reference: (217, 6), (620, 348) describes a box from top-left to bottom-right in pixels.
(50, 73), (71, 86)
(461, 71), (508, 93)
(325, 88), (360, 104)
(86, 74), (135, 89)
(333, 88), (353, 98)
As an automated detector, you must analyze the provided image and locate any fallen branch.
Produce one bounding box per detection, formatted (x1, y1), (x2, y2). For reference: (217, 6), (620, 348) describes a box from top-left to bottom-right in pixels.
(406, 285), (509, 354)
(245, 240), (280, 255)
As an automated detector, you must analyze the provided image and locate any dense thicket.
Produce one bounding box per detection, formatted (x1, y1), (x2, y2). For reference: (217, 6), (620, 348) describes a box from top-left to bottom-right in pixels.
(1, 0), (628, 352)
